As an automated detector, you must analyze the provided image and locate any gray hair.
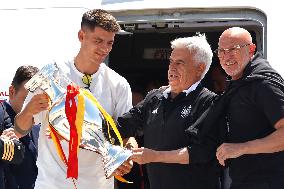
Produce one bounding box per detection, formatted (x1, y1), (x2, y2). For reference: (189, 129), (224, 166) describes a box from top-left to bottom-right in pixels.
(170, 34), (213, 79)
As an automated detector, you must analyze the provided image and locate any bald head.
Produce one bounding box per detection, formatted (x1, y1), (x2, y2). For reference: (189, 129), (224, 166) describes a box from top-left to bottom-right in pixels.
(219, 27), (253, 46)
(217, 27), (256, 80)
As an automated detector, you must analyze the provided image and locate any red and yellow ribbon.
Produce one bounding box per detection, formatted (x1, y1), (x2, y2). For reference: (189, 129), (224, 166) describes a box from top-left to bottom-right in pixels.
(65, 84), (85, 179)
(49, 83), (85, 180)
(49, 83), (129, 183)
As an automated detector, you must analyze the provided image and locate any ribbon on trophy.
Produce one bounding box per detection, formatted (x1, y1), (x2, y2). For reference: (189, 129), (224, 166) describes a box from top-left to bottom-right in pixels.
(49, 83), (130, 183)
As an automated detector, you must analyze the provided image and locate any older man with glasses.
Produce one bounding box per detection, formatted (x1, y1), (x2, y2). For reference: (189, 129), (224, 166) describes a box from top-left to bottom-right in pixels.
(213, 27), (284, 189)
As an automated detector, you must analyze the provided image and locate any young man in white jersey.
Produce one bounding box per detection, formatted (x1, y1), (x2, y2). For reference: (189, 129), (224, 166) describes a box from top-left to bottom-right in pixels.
(14, 9), (133, 189)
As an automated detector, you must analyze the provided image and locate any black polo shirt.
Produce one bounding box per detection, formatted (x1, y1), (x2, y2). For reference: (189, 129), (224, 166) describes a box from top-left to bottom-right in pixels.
(118, 85), (222, 189)
(225, 53), (284, 185)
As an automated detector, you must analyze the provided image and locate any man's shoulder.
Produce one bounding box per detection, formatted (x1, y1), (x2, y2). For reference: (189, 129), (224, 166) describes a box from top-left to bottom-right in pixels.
(0, 102), (13, 131)
(200, 87), (217, 97)
(101, 63), (130, 86)
(0, 102), (4, 126)
(0, 101), (4, 114)
(197, 87), (217, 103)
(143, 88), (165, 103)
(56, 60), (73, 74)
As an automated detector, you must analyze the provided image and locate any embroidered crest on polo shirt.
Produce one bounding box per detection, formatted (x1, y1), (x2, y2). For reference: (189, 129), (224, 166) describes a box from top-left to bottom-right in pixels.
(181, 105), (191, 118)
(152, 108), (158, 114)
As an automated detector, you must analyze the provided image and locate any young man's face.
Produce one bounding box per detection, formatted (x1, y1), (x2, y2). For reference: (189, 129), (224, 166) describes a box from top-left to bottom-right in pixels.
(79, 27), (115, 64)
(9, 81), (29, 113)
(168, 47), (204, 95)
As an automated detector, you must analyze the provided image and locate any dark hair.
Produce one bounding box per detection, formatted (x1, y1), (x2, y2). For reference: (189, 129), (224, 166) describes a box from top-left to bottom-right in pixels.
(11, 65), (39, 91)
(81, 9), (121, 32)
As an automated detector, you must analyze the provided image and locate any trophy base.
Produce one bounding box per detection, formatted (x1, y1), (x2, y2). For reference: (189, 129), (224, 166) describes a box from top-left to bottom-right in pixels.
(103, 145), (132, 178)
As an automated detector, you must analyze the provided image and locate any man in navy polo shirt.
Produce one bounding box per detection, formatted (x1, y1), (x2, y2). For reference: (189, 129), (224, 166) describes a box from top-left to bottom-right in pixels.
(3, 65), (39, 189)
(0, 102), (25, 189)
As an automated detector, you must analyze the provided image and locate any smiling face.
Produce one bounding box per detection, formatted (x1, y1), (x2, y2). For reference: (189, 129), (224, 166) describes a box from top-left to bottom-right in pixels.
(168, 47), (205, 96)
(79, 27), (115, 66)
(218, 28), (256, 80)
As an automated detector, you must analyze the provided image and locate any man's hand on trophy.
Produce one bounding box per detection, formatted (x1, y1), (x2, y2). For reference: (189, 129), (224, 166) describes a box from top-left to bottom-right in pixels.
(24, 94), (51, 116)
(113, 158), (133, 176)
(130, 147), (158, 164)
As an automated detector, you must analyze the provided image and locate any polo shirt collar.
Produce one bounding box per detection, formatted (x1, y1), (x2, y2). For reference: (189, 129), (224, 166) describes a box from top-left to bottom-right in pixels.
(162, 81), (201, 99)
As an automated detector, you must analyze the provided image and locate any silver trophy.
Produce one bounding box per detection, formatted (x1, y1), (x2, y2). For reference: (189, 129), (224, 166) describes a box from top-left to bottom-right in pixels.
(25, 62), (132, 178)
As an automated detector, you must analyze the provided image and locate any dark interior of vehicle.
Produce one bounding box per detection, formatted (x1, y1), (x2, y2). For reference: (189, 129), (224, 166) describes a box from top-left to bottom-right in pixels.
(109, 29), (256, 96)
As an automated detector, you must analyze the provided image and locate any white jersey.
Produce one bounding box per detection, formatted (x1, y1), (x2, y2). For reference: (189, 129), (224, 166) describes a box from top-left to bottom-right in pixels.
(23, 61), (132, 189)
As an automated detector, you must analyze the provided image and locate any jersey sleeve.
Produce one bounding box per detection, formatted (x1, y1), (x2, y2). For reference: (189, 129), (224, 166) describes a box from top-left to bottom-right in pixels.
(0, 138), (25, 164)
(186, 90), (224, 164)
(117, 89), (159, 139)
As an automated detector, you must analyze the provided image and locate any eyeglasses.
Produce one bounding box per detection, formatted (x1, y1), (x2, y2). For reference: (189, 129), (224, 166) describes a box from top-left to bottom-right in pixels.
(82, 74), (92, 91)
(214, 44), (251, 56)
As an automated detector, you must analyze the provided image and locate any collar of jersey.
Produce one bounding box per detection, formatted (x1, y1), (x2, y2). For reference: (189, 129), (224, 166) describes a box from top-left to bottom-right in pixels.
(162, 81), (200, 99)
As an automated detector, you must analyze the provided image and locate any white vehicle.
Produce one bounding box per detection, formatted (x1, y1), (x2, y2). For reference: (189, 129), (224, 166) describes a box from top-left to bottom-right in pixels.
(0, 0), (283, 101)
